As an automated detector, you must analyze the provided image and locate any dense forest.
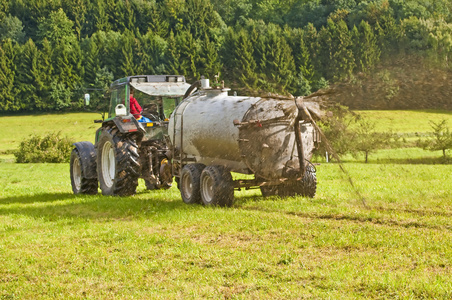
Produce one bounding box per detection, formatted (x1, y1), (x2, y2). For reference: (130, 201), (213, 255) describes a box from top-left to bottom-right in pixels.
(0, 0), (451, 112)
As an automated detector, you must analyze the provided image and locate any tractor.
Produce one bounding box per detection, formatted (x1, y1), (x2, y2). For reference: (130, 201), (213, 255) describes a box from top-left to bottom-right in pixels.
(70, 75), (191, 196)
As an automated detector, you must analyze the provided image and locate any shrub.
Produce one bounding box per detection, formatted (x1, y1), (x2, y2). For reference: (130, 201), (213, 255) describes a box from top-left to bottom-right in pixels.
(417, 119), (452, 159)
(14, 132), (74, 163)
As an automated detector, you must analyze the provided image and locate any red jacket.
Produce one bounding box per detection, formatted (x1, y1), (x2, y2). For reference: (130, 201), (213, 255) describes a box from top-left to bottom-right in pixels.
(129, 96), (142, 119)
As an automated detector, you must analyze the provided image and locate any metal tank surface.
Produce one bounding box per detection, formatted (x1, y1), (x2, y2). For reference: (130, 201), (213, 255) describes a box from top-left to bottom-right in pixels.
(167, 79), (320, 207)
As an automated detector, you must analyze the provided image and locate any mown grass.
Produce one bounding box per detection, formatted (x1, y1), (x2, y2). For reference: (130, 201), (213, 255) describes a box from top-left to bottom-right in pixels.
(1, 110), (452, 298)
(1, 162), (452, 298)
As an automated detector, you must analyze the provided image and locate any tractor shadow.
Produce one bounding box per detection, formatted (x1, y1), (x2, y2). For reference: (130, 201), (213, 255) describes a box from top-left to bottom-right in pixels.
(0, 191), (191, 220)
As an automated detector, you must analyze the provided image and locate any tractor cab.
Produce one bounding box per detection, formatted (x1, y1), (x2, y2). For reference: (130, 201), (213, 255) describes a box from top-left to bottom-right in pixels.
(107, 75), (191, 141)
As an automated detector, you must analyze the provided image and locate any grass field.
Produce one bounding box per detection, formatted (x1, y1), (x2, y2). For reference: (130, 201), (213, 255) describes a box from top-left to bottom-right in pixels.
(1, 111), (452, 298)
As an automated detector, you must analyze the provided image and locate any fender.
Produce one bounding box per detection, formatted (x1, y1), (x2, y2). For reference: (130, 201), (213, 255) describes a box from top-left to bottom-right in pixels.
(113, 117), (146, 134)
(73, 141), (97, 179)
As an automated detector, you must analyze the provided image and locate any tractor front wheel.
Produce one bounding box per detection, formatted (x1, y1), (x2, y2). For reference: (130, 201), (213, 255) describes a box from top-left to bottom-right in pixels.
(70, 149), (98, 194)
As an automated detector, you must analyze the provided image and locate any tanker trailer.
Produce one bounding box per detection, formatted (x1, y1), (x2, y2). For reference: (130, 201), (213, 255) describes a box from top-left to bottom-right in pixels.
(168, 79), (320, 206)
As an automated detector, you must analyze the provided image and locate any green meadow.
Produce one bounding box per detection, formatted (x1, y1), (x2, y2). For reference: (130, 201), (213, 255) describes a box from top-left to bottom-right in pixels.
(0, 111), (452, 299)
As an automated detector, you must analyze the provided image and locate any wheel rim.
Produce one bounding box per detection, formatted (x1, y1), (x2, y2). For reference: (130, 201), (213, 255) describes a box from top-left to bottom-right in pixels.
(101, 141), (115, 188)
(72, 156), (82, 191)
(201, 174), (214, 204)
(181, 173), (193, 199)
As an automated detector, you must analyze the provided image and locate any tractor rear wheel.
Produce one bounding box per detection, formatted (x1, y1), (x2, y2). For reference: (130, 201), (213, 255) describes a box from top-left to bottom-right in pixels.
(97, 128), (140, 196)
(200, 166), (234, 207)
(70, 149), (98, 194)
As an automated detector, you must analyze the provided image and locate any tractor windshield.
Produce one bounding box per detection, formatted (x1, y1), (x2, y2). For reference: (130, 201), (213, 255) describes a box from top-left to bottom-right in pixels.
(109, 85), (127, 118)
(133, 89), (182, 121)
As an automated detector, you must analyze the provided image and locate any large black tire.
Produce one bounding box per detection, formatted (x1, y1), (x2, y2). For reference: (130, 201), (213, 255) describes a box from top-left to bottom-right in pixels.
(200, 165), (234, 207)
(70, 149), (98, 194)
(300, 164), (317, 198)
(97, 128), (140, 196)
(279, 165), (317, 198)
(180, 164), (205, 204)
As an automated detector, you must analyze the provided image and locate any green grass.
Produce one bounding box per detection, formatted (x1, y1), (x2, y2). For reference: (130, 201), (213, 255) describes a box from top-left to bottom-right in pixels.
(356, 110), (452, 133)
(1, 110), (452, 298)
(1, 163), (452, 298)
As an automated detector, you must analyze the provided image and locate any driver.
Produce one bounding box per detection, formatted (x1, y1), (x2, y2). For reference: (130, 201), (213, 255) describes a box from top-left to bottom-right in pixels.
(129, 87), (151, 123)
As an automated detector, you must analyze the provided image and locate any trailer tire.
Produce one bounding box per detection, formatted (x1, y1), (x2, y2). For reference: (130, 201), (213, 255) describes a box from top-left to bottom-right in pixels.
(180, 164), (205, 204)
(97, 128), (140, 196)
(300, 164), (317, 198)
(200, 166), (234, 207)
(70, 149), (98, 194)
(281, 165), (317, 198)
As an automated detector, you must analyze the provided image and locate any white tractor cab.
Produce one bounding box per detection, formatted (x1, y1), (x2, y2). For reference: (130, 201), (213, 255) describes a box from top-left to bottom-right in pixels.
(70, 75), (191, 196)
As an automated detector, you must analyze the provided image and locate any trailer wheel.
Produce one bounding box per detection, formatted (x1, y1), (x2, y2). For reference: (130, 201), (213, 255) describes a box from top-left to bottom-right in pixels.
(300, 165), (317, 198)
(180, 164), (205, 204)
(97, 128), (140, 196)
(70, 149), (98, 194)
(282, 165), (317, 198)
(200, 166), (234, 207)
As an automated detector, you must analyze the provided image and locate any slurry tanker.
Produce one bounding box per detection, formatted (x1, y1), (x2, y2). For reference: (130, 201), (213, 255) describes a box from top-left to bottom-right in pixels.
(70, 75), (320, 206)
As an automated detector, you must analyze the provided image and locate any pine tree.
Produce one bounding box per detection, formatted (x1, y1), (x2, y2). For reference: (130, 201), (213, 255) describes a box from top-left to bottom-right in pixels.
(166, 30), (182, 75)
(83, 37), (101, 87)
(176, 30), (200, 81)
(0, 39), (17, 111)
(139, 31), (168, 75)
(15, 39), (39, 110)
(324, 18), (355, 81)
(62, 0), (87, 40)
(199, 34), (222, 79)
(37, 8), (75, 47)
(352, 20), (380, 72)
(35, 39), (54, 110)
(256, 26), (296, 94)
(119, 30), (137, 77)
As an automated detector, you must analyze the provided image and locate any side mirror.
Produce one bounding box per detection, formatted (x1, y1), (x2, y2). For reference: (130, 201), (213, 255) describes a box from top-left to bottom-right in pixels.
(84, 94), (90, 106)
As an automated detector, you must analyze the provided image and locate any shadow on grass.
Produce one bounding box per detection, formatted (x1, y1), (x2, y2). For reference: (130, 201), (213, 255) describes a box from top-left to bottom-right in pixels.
(0, 191), (192, 220)
(0, 192), (76, 204)
(239, 205), (452, 231)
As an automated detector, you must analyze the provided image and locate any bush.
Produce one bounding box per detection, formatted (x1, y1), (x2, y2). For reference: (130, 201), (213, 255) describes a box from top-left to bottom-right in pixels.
(14, 132), (74, 163)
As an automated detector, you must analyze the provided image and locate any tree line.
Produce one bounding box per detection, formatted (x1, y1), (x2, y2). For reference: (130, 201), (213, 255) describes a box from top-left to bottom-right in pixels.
(0, 0), (451, 112)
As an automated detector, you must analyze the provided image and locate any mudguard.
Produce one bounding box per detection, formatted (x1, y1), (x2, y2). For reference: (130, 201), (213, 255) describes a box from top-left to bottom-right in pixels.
(112, 117), (145, 134)
(73, 141), (97, 179)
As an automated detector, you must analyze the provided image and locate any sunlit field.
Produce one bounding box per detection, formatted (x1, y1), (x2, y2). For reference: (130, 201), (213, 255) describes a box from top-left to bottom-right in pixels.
(0, 111), (452, 298)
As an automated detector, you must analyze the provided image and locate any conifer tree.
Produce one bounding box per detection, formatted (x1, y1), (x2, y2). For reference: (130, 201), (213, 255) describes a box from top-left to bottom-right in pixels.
(15, 39), (39, 110)
(166, 30), (182, 75)
(322, 18), (355, 81)
(176, 30), (200, 81)
(198, 34), (222, 79)
(234, 29), (258, 91)
(119, 30), (137, 77)
(0, 39), (17, 111)
(351, 20), (380, 72)
(35, 39), (54, 110)
(83, 38), (101, 87)
(62, 0), (87, 40)
(137, 31), (166, 75)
